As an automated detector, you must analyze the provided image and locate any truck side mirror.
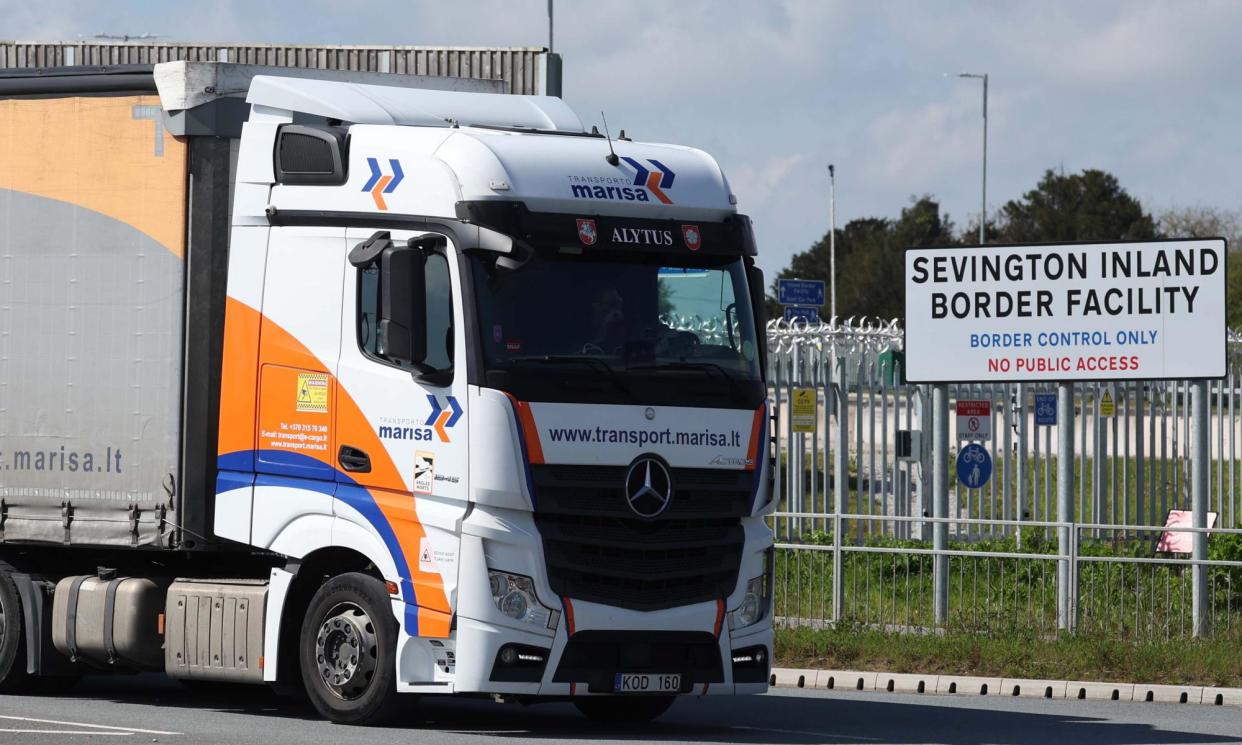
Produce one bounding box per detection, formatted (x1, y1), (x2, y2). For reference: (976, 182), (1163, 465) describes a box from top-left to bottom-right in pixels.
(378, 244), (427, 367)
(746, 264), (768, 372)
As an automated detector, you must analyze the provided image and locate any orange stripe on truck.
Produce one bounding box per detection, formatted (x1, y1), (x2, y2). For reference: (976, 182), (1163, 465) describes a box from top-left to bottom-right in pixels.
(745, 404), (766, 471)
(504, 394), (545, 464)
(217, 298), (262, 459)
(218, 303), (452, 626)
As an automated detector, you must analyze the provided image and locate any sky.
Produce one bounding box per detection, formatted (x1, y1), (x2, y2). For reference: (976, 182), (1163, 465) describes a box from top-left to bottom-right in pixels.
(6, 0), (1240, 275)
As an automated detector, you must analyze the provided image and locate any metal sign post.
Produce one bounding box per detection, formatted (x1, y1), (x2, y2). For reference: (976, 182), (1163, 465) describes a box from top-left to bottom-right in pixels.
(1057, 381), (1075, 632)
(932, 383), (950, 625)
(1192, 379), (1210, 637)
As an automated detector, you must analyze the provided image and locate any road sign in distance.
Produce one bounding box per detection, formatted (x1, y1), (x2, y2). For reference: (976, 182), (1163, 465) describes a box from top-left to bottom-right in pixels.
(778, 278), (826, 307)
(783, 305), (820, 324)
(1034, 392), (1057, 426)
(956, 443), (992, 489)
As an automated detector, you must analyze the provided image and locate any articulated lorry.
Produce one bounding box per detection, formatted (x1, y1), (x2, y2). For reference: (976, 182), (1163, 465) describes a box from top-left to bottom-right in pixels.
(0, 61), (773, 724)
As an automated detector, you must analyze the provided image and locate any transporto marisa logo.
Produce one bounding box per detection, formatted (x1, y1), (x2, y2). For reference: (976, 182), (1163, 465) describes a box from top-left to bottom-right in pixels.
(361, 157), (405, 210)
(568, 157), (677, 204)
(424, 395), (463, 443)
(622, 158), (676, 204)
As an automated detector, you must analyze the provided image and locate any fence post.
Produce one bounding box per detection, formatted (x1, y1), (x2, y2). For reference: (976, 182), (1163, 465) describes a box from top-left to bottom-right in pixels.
(933, 383), (949, 626)
(1016, 382), (1028, 544)
(1192, 379), (1210, 637)
(835, 356), (849, 525)
(831, 512), (843, 624)
(1057, 381), (1076, 632)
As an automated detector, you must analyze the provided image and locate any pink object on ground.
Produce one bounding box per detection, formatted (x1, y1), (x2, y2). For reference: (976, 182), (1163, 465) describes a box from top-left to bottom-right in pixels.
(1156, 510), (1218, 553)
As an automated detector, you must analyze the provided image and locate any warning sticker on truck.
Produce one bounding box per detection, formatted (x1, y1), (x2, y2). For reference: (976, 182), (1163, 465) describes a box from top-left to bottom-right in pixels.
(414, 451), (434, 494)
(296, 373), (330, 413)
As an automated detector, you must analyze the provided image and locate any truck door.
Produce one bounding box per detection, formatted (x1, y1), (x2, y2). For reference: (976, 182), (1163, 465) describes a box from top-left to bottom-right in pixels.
(251, 226), (346, 548)
(334, 228), (468, 639)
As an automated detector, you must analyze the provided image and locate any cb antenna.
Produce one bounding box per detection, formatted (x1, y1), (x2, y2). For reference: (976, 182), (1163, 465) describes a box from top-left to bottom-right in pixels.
(600, 111), (620, 166)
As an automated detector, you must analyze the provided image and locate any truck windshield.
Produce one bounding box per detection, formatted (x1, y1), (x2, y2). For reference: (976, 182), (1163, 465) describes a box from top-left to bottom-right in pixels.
(470, 248), (764, 408)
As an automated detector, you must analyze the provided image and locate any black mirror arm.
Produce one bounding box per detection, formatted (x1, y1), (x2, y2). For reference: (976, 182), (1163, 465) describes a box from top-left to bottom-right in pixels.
(416, 366), (454, 387)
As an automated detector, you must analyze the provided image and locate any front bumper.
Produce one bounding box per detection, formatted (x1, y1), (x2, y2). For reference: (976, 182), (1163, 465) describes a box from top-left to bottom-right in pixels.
(446, 501), (772, 696)
(452, 599), (772, 696)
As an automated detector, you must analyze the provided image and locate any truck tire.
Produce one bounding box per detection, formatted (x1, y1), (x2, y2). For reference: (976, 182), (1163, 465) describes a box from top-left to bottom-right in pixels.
(0, 566), (32, 693)
(299, 572), (404, 725)
(573, 695), (676, 724)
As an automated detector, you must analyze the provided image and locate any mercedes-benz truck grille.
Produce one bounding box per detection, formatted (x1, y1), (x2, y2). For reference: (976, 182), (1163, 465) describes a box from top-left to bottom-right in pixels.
(531, 464), (751, 612)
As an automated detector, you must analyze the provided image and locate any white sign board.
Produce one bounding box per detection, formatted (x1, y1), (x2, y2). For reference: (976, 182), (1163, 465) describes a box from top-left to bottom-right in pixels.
(905, 240), (1227, 382)
(955, 400), (992, 440)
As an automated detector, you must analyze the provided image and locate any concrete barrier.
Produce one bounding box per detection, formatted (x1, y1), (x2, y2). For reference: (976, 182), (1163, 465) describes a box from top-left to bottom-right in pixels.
(770, 667), (1242, 708)
(817, 670), (877, 691)
(934, 675), (1003, 696)
(1001, 678), (1068, 699)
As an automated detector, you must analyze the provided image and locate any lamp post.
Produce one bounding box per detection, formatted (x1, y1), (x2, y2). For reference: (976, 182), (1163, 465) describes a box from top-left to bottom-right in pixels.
(828, 164), (836, 323)
(949, 72), (987, 244)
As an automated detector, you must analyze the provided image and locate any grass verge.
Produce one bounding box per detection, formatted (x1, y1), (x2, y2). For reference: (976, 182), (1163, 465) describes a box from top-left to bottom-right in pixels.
(775, 625), (1242, 687)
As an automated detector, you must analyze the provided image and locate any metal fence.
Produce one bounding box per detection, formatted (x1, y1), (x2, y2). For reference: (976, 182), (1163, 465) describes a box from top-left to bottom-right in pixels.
(767, 318), (1242, 637)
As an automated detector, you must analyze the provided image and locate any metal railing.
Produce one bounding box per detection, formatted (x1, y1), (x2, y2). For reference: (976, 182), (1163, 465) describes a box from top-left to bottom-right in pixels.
(766, 318), (1242, 637)
(773, 512), (1242, 638)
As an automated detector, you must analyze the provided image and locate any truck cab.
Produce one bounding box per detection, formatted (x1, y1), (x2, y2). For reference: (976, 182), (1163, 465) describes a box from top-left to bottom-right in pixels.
(0, 64), (773, 725)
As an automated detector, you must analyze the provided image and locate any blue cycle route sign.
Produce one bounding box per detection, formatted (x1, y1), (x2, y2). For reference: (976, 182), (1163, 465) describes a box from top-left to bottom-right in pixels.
(783, 305), (820, 324)
(778, 278), (826, 307)
(1034, 393), (1057, 426)
(956, 443), (992, 489)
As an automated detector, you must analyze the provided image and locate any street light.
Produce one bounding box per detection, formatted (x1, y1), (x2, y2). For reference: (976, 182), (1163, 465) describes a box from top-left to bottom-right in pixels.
(828, 164), (836, 324)
(947, 72), (988, 245)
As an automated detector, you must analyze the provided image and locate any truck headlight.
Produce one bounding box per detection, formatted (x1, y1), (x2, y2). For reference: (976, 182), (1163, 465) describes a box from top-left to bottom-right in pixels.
(488, 570), (558, 629)
(728, 549), (774, 631)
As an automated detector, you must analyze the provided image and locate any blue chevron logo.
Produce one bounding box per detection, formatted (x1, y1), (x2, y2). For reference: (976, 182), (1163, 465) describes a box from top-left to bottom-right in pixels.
(361, 157), (405, 210)
(424, 395), (463, 442)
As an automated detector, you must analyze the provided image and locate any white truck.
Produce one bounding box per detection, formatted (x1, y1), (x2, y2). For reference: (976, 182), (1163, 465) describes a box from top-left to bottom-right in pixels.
(0, 61), (773, 724)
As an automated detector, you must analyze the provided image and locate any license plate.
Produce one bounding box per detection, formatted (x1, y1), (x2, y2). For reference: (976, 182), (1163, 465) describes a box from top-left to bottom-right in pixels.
(613, 673), (681, 693)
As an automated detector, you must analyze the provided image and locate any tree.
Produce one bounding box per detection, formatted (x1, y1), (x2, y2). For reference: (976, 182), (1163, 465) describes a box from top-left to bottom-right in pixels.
(996, 169), (1157, 243)
(1158, 205), (1242, 329)
(771, 197), (955, 322)
(1158, 205), (1241, 248)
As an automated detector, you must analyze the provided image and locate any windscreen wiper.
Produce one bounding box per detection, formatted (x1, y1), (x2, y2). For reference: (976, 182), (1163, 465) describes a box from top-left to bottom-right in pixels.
(507, 355), (634, 398)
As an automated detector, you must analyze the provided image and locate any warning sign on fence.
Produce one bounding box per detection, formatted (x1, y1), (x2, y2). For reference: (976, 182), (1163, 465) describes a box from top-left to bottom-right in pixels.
(791, 388), (817, 433)
(956, 399), (992, 440)
(1099, 389), (1116, 417)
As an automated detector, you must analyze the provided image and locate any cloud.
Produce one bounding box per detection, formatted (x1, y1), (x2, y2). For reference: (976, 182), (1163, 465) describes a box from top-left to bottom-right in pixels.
(1, 0), (1239, 277)
(729, 153), (809, 210)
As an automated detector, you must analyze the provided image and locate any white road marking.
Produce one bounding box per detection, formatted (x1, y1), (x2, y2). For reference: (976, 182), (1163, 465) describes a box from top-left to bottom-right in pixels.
(0, 715), (180, 735)
(733, 724), (878, 741)
(0, 730), (130, 736)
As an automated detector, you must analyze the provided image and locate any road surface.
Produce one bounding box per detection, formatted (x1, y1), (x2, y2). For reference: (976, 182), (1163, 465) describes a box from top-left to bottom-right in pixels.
(0, 675), (1238, 744)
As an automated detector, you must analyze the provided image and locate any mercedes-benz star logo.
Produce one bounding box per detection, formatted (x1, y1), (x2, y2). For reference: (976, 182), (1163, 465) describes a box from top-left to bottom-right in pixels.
(624, 457), (673, 519)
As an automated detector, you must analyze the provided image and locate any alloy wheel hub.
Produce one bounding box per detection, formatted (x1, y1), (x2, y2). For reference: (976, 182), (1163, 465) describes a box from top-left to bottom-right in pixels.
(314, 604), (378, 700)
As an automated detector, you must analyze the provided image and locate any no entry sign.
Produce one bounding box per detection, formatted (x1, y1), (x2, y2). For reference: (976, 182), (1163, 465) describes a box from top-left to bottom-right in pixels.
(904, 239), (1227, 382)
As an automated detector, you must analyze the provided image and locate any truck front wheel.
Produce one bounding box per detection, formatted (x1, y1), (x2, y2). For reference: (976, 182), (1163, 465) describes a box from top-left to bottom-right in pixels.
(299, 573), (404, 724)
(573, 695), (676, 724)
